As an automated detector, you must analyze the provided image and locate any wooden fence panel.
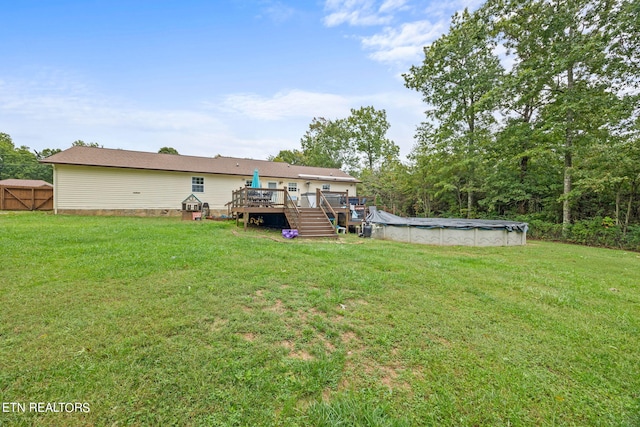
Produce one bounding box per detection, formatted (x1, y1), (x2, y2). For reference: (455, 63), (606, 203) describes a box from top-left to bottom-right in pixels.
(0, 186), (53, 211)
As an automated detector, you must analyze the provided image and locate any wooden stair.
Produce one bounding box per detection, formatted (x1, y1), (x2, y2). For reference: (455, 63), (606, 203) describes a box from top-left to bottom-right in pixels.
(295, 207), (338, 238)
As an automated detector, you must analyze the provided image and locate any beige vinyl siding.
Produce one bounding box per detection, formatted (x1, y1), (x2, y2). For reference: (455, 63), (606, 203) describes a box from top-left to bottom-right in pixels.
(55, 166), (241, 211)
(53, 165), (357, 212)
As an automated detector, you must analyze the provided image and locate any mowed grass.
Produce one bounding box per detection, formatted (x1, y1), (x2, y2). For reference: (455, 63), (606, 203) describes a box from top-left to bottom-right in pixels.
(1, 213), (639, 426)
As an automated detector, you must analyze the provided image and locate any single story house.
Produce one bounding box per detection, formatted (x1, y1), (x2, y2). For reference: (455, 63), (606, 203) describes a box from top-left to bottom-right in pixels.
(40, 146), (359, 217)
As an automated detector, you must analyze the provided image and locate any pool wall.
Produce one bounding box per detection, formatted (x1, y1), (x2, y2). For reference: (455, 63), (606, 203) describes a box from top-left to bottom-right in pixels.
(370, 224), (526, 246)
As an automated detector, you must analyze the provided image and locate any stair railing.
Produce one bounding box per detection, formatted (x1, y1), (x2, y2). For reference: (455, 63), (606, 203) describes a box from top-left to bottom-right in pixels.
(317, 189), (339, 229)
(283, 189), (301, 230)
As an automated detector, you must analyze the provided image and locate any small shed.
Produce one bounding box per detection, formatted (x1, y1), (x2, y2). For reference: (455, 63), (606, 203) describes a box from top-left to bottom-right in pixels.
(0, 179), (53, 211)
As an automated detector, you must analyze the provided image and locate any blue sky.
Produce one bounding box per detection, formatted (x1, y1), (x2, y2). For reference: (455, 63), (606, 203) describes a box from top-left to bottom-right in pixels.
(1, 0), (480, 160)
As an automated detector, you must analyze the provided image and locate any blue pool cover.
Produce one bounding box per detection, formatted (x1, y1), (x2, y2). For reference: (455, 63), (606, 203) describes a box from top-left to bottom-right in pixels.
(366, 210), (528, 233)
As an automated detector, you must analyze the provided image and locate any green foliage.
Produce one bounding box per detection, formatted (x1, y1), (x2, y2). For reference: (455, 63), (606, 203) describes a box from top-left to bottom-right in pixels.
(300, 117), (352, 169)
(268, 149), (307, 165)
(158, 147), (179, 155)
(72, 140), (101, 147)
(400, 0), (640, 230)
(272, 107), (399, 176)
(526, 217), (640, 251)
(404, 9), (503, 218)
(344, 106), (399, 172)
(358, 160), (413, 214)
(0, 132), (54, 182)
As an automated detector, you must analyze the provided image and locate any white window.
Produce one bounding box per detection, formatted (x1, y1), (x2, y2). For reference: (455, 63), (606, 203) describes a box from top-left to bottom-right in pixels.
(322, 184), (331, 191)
(287, 182), (298, 192)
(192, 177), (204, 193)
(245, 180), (252, 187)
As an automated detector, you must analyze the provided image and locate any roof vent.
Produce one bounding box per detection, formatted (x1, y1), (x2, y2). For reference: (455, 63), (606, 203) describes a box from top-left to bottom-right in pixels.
(236, 162), (239, 167)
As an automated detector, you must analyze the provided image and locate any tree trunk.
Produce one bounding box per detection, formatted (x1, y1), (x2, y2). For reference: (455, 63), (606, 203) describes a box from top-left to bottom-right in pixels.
(563, 154), (572, 231)
(518, 155), (529, 214)
(562, 65), (575, 237)
(615, 188), (621, 226)
(624, 185), (635, 237)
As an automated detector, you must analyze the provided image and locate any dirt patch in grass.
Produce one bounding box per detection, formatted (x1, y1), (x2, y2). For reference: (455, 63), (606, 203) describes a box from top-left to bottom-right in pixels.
(295, 307), (324, 323)
(269, 299), (286, 314)
(430, 334), (452, 347)
(324, 340), (336, 353)
(341, 331), (358, 344)
(379, 365), (411, 391)
(290, 349), (314, 361)
(241, 332), (256, 341)
(204, 318), (228, 332)
(322, 387), (332, 402)
(281, 340), (314, 360)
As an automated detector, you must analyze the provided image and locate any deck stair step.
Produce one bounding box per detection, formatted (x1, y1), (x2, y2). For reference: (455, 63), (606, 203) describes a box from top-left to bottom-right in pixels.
(295, 207), (337, 238)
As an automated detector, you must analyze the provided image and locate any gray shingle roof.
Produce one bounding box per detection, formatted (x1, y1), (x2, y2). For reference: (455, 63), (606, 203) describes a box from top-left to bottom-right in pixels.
(40, 146), (359, 182)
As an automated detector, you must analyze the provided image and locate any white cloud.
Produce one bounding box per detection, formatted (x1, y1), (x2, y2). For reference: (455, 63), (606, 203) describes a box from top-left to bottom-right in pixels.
(379, 0), (409, 13)
(323, 0), (395, 27)
(0, 70), (425, 160)
(258, 1), (296, 24)
(323, 0), (486, 68)
(361, 19), (445, 65)
(213, 90), (353, 120)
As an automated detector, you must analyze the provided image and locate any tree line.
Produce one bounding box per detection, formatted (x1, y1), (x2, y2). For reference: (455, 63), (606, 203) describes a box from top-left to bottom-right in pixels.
(273, 0), (640, 246)
(0, 133), (60, 183)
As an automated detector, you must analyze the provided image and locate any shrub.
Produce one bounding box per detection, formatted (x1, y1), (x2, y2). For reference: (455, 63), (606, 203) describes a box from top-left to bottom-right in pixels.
(527, 217), (640, 251)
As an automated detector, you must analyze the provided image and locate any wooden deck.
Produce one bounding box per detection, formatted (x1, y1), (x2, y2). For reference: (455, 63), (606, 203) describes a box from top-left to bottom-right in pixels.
(228, 187), (370, 235)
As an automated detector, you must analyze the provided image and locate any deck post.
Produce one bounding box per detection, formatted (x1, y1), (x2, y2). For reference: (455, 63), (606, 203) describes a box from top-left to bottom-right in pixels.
(345, 189), (349, 234)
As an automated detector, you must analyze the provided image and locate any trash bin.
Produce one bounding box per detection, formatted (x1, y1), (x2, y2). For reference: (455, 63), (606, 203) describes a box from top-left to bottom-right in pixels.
(362, 224), (372, 238)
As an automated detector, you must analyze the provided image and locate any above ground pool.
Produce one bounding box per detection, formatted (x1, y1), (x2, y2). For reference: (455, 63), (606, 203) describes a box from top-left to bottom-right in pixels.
(366, 209), (528, 247)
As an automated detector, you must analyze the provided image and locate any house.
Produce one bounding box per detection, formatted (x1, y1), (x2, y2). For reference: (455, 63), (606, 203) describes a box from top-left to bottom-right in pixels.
(40, 146), (359, 217)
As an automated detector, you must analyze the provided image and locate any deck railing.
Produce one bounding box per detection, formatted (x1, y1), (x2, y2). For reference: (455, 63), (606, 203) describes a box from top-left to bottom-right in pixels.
(283, 191), (300, 230)
(316, 190), (352, 227)
(317, 189), (339, 226)
(229, 187), (286, 209)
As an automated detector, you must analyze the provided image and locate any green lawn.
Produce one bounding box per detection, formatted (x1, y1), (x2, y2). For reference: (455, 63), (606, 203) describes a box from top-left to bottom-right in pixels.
(1, 213), (639, 426)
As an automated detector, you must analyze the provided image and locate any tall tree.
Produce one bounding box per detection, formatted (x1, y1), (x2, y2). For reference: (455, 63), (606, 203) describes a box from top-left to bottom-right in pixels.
(299, 117), (353, 169)
(486, 0), (639, 232)
(268, 149), (307, 165)
(343, 106), (399, 172)
(404, 9), (504, 217)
